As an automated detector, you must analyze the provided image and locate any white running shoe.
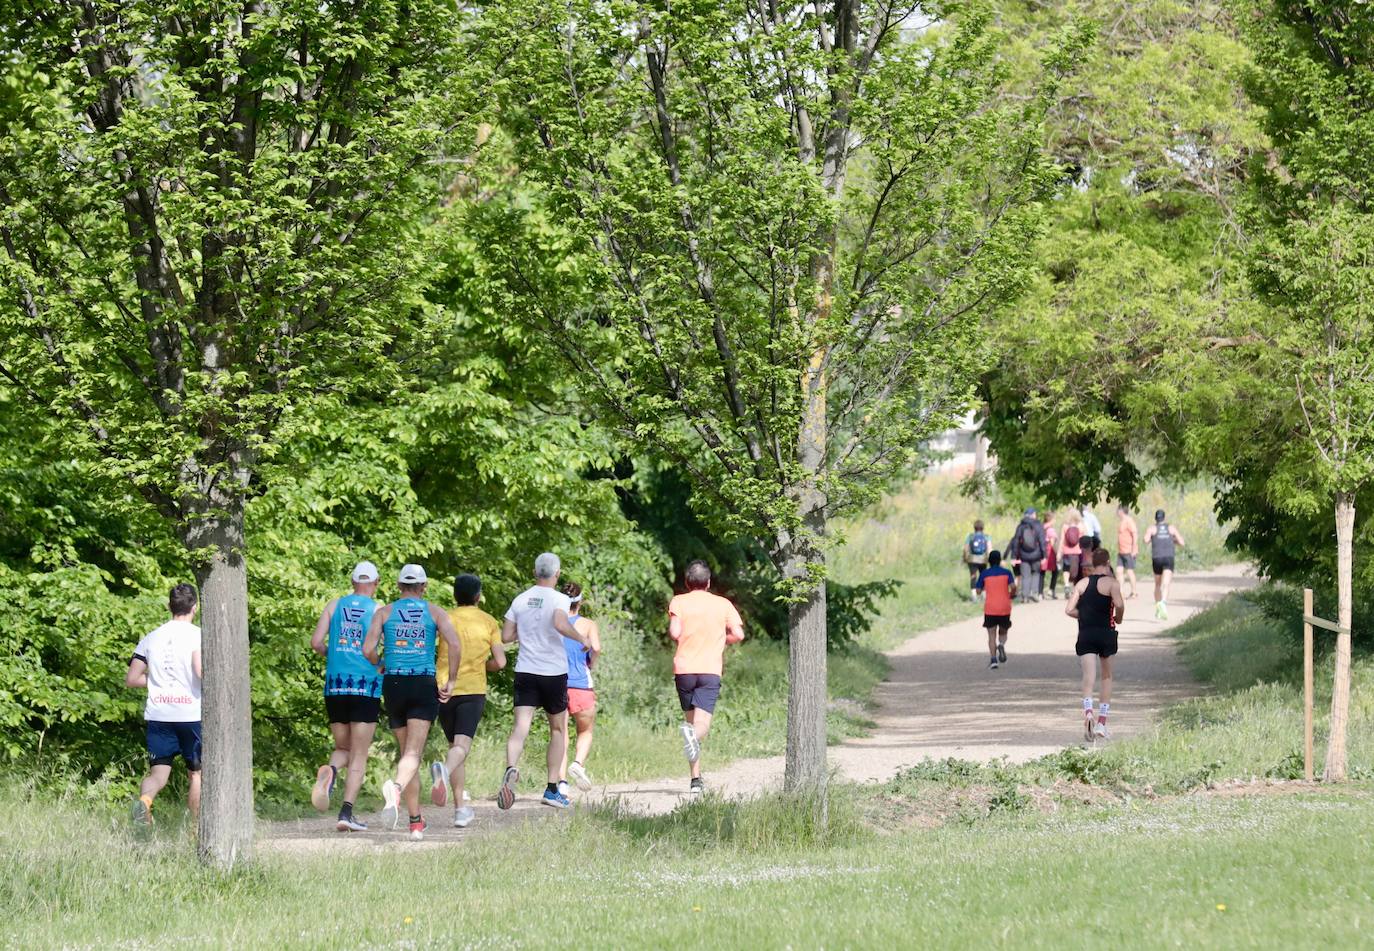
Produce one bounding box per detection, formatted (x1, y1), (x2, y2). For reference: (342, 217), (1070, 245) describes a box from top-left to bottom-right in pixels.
(381, 779), (401, 829)
(568, 760), (593, 792)
(1084, 711), (1096, 743)
(497, 766), (519, 810)
(681, 723), (701, 764)
(1094, 720), (1111, 740)
(557, 780), (571, 799)
(453, 806), (475, 828)
(430, 761), (450, 807)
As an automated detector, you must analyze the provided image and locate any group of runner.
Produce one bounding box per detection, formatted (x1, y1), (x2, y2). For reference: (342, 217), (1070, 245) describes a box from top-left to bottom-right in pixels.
(966, 506), (1187, 740)
(123, 553), (745, 838)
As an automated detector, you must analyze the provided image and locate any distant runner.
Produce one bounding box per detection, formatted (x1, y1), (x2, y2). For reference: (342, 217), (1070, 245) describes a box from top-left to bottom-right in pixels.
(1042, 511), (1061, 600)
(558, 582), (601, 795)
(963, 519), (991, 602)
(126, 584), (202, 827)
(1115, 505), (1140, 600)
(975, 550), (1017, 669)
(308, 561), (382, 832)
(428, 573), (505, 829)
(363, 564), (461, 841)
(1008, 507), (1046, 603)
(1061, 513), (1085, 585)
(1066, 548), (1125, 741)
(496, 553), (590, 811)
(669, 560), (745, 795)
(1145, 510), (1186, 620)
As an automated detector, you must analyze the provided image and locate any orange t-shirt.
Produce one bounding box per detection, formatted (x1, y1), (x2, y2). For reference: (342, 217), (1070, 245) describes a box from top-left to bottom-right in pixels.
(1117, 516), (1138, 556)
(978, 566), (1015, 616)
(669, 590), (743, 676)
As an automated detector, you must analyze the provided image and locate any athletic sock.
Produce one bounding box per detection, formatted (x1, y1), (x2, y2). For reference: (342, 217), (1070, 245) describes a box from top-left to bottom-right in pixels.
(546, 783), (558, 795)
(1082, 697), (1094, 713)
(1098, 702), (1110, 721)
(339, 801), (354, 820)
(408, 814), (422, 824)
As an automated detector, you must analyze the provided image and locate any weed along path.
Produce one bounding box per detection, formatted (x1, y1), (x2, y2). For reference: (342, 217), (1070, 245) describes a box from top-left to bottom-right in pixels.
(592, 564), (1257, 815)
(262, 565), (1255, 850)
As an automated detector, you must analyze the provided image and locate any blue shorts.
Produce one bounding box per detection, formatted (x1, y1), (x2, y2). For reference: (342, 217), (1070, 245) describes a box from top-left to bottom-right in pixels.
(675, 674), (722, 714)
(147, 720), (202, 770)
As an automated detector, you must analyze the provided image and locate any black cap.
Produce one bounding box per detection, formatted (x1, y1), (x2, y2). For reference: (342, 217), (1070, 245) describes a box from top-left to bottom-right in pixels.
(1155, 509), (1166, 522)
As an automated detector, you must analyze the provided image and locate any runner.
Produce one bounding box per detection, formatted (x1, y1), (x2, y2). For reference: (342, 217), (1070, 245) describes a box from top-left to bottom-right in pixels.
(1062, 512), (1084, 585)
(1007, 507), (1046, 603)
(963, 519), (991, 601)
(669, 560), (745, 794)
(428, 572), (505, 829)
(126, 584), (202, 827)
(1145, 510), (1186, 619)
(1115, 505), (1140, 600)
(1066, 548), (1125, 741)
(1080, 505), (1103, 546)
(975, 550), (1017, 669)
(558, 581), (601, 795)
(362, 564), (461, 840)
(1042, 511), (1061, 600)
(308, 561), (382, 832)
(496, 552), (590, 811)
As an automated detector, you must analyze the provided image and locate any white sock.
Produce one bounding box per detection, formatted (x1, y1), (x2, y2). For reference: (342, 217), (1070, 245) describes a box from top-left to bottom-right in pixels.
(1083, 697), (1094, 712)
(1098, 702), (1110, 719)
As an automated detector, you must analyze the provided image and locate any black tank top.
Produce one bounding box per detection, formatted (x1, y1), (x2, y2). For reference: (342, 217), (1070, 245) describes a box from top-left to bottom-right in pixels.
(1078, 575), (1115, 631)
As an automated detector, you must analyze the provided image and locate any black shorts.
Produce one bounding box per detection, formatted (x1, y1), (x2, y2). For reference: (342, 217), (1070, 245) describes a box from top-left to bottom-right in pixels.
(325, 694), (381, 725)
(513, 671), (569, 715)
(967, 561), (986, 581)
(1118, 554), (1137, 570)
(147, 720), (202, 770)
(438, 694), (487, 742)
(983, 614), (1011, 631)
(383, 674), (440, 728)
(1076, 628), (1119, 657)
(675, 673), (722, 714)
(1152, 557), (1175, 575)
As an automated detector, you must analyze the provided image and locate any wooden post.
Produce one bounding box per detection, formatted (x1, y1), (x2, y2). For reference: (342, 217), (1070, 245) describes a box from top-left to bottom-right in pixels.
(1304, 587), (1314, 783)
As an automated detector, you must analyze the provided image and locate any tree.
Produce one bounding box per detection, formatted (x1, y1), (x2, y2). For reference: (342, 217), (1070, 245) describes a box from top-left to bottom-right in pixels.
(1233, 1), (1374, 780)
(478, 0), (1079, 797)
(0, 1), (480, 865)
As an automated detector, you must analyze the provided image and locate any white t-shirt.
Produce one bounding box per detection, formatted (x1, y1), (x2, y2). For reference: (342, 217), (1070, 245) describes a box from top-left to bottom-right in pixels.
(134, 619), (202, 722)
(505, 585), (573, 676)
(1081, 509), (1103, 537)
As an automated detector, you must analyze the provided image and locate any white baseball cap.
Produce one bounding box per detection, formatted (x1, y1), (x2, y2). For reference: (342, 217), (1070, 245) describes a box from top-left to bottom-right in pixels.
(351, 561), (379, 583)
(398, 564), (428, 585)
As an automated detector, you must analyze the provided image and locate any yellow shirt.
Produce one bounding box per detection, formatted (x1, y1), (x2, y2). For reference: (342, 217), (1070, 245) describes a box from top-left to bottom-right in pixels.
(436, 606), (502, 695)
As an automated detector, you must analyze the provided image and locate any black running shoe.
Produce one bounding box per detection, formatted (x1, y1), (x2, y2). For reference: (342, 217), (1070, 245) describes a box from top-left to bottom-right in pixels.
(997, 644), (1007, 664)
(988, 658), (999, 670)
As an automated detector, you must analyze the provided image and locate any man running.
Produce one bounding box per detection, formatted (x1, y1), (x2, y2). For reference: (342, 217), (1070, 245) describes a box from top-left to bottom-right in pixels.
(309, 561), (382, 832)
(558, 581), (601, 795)
(1007, 507), (1046, 603)
(1145, 509), (1186, 619)
(126, 584), (202, 827)
(363, 564), (461, 840)
(975, 550), (1017, 669)
(670, 560), (745, 795)
(1066, 548), (1125, 741)
(963, 519), (990, 601)
(428, 572), (505, 829)
(496, 552), (590, 811)
(1115, 505), (1140, 600)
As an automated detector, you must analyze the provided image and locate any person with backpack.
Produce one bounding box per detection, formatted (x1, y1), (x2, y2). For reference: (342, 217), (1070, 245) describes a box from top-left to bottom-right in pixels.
(1042, 511), (1061, 599)
(1145, 510), (1186, 619)
(1061, 513), (1084, 586)
(963, 519), (991, 601)
(1006, 507), (1046, 603)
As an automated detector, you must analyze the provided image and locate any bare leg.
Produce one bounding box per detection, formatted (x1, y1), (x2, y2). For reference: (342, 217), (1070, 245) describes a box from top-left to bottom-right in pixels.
(507, 706), (536, 769)
(445, 735), (473, 804)
(140, 764), (172, 803)
(327, 722), (351, 772)
(342, 722), (376, 806)
(1127, 568), (1138, 599)
(1079, 654), (1097, 705)
(1154, 572), (1164, 603)
(1160, 568), (1174, 604)
(686, 708), (713, 780)
(396, 719), (430, 817)
(1099, 656), (1114, 706)
(986, 626), (997, 659)
(571, 709), (595, 769)
(547, 711), (569, 784)
(998, 624), (1009, 649)
(188, 769), (201, 820)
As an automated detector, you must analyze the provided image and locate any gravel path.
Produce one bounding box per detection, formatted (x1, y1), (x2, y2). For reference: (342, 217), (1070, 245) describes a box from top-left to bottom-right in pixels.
(262, 564), (1254, 849)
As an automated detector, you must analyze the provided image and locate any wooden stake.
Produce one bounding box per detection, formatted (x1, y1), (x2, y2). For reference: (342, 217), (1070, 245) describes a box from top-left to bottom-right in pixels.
(1304, 587), (1314, 783)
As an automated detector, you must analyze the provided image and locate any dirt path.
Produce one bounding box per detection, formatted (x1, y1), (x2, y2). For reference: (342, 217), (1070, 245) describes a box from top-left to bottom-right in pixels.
(262, 565), (1253, 850)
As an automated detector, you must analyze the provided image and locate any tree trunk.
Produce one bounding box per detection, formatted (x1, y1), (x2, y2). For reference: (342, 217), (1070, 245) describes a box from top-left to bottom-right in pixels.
(1323, 490), (1356, 782)
(784, 541), (828, 798)
(186, 497), (255, 867)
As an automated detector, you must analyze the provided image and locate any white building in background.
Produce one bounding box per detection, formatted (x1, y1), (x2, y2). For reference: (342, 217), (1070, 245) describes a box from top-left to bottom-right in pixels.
(925, 411), (993, 475)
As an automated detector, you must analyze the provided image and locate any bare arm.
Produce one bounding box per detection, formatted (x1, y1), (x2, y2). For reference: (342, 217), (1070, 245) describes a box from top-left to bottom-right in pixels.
(1065, 580), (1085, 618)
(433, 605), (460, 700)
(583, 619), (602, 668)
(125, 657), (148, 689)
(553, 609), (589, 646)
(487, 640), (507, 672)
(1111, 580), (1126, 624)
(193, 650), (203, 680)
(726, 617), (745, 645)
(668, 614), (684, 641)
(1171, 527), (1185, 547)
(363, 605), (389, 665)
(501, 617), (518, 644)
(309, 600), (337, 657)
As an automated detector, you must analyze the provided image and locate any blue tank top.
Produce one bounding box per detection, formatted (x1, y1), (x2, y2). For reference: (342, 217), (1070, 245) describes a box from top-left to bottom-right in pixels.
(382, 597), (438, 677)
(325, 594), (381, 697)
(563, 618), (593, 690)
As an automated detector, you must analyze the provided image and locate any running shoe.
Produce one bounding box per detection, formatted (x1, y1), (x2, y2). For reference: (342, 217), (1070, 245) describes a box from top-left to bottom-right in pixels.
(430, 761), (449, 808)
(409, 818), (427, 841)
(1084, 711), (1096, 743)
(969, 590), (978, 602)
(680, 723), (701, 764)
(453, 806), (475, 828)
(1094, 719), (1111, 740)
(689, 777), (705, 795)
(1154, 601), (1165, 620)
(997, 643), (1007, 664)
(311, 764), (334, 812)
(557, 780), (571, 799)
(541, 788), (571, 809)
(496, 766), (519, 810)
(568, 760), (593, 792)
(337, 813), (368, 833)
(381, 779), (401, 829)
(130, 795), (153, 828)
(988, 658), (999, 670)
(1159, 602), (1169, 620)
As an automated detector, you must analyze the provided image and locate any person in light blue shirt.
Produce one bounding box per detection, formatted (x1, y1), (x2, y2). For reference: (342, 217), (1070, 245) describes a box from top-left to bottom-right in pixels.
(558, 581), (601, 796)
(309, 561), (381, 831)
